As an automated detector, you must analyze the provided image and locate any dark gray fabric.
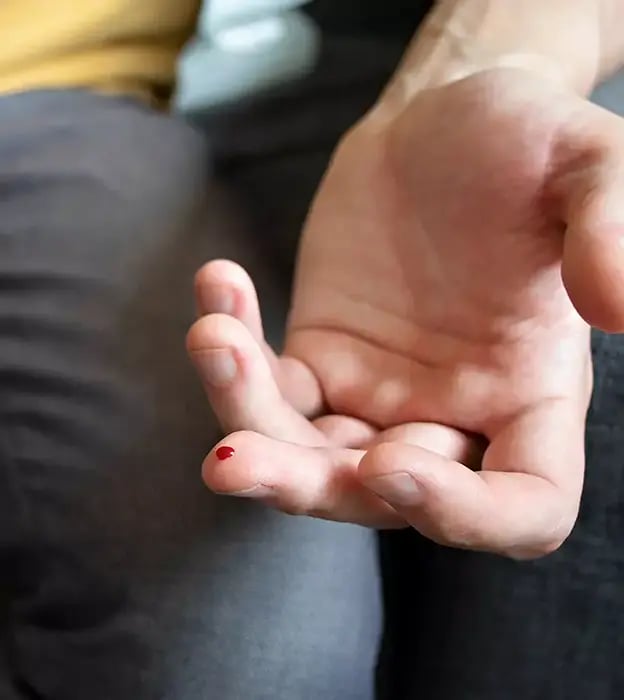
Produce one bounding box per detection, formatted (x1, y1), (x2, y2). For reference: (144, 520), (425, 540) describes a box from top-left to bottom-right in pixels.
(0, 89), (380, 700)
(306, 0), (433, 40)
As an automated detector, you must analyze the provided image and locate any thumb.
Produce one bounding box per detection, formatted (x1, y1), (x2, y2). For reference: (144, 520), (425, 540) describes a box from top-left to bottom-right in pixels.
(558, 110), (624, 332)
(358, 399), (585, 559)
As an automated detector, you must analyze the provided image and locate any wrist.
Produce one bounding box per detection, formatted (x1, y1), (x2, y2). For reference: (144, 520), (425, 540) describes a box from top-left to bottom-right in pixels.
(366, 0), (603, 127)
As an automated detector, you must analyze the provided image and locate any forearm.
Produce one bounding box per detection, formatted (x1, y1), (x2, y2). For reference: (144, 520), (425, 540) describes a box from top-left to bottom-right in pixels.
(374, 0), (624, 120)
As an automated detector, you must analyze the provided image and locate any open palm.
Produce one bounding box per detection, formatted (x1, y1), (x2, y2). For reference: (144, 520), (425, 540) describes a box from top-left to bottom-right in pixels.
(189, 68), (624, 558)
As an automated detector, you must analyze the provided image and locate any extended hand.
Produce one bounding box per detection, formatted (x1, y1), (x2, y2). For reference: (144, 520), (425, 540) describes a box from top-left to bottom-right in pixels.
(188, 68), (624, 558)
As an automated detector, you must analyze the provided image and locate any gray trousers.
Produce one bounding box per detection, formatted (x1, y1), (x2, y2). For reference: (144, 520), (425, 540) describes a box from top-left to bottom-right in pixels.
(0, 90), (380, 700)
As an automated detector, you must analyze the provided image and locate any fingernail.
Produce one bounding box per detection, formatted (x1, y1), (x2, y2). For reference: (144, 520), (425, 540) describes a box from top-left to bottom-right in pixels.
(199, 284), (235, 315)
(364, 473), (423, 506)
(197, 348), (237, 386)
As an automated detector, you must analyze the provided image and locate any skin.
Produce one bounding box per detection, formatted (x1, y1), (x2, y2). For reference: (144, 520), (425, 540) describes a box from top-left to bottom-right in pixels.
(187, 3), (624, 560)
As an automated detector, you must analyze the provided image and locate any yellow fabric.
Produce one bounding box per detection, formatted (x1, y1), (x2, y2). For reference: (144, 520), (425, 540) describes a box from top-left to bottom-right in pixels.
(0, 1), (201, 103)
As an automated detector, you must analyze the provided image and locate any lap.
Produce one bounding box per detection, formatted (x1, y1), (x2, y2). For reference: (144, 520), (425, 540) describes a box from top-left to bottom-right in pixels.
(0, 90), (379, 700)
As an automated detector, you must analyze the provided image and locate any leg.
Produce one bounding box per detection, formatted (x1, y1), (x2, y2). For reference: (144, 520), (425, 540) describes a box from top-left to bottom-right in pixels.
(0, 89), (380, 700)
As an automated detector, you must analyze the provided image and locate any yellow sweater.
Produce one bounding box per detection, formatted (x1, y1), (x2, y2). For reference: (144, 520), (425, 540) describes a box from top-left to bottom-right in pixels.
(0, 0), (200, 103)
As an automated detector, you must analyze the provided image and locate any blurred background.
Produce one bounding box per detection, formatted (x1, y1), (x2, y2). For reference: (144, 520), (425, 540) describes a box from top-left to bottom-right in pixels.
(174, 0), (432, 320)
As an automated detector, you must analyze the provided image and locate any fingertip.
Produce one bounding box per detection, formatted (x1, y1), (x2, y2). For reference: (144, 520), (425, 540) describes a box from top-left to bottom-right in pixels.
(186, 315), (215, 355)
(194, 260), (244, 317)
(357, 441), (397, 479)
(202, 431), (263, 494)
(194, 259), (252, 291)
(358, 442), (446, 510)
(194, 260), (265, 341)
(186, 313), (254, 355)
(187, 314), (270, 392)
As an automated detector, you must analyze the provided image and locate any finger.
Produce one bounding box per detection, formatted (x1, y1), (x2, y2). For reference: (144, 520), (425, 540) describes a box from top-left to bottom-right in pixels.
(202, 423), (479, 527)
(187, 313), (324, 445)
(556, 105), (624, 332)
(276, 355), (325, 418)
(194, 259), (323, 416)
(195, 259), (264, 339)
(372, 422), (483, 467)
(203, 430), (404, 528)
(313, 415), (379, 448)
(359, 400), (585, 559)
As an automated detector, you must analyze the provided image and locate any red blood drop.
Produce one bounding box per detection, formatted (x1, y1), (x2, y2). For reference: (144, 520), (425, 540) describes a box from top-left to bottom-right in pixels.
(216, 446), (235, 461)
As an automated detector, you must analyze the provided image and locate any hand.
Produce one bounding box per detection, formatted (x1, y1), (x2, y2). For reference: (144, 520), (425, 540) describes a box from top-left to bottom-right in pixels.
(188, 68), (624, 558)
